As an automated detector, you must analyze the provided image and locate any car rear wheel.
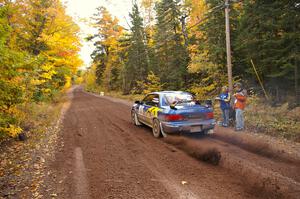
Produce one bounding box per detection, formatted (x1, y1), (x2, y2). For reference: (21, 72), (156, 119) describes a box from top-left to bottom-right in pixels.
(152, 119), (162, 138)
(131, 111), (141, 126)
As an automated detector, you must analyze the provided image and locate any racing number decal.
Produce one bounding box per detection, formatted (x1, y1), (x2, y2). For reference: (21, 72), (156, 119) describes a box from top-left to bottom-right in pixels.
(146, 107), (161, 117)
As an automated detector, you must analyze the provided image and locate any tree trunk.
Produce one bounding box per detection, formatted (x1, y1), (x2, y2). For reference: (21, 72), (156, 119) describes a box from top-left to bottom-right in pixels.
(295, 60), (299, 104)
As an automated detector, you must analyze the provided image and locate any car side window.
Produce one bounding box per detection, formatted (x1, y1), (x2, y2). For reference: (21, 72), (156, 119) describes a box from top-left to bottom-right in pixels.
(143, 94), (159, 107)
(142, 95), (153, 104)
(151, 96), (159, 107)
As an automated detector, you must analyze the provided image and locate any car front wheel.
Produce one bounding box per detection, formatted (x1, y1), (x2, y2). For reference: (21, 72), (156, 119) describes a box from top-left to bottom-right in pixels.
(131, 111), (141, 126)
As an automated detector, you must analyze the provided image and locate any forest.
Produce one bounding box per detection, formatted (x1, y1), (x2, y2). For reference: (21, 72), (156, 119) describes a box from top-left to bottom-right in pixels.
(85, 0), (299, 103)
(0, 0), (82, 138)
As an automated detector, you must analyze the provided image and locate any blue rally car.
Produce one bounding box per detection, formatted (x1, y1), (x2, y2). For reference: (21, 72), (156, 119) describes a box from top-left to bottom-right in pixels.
(131, 91), (215, 138)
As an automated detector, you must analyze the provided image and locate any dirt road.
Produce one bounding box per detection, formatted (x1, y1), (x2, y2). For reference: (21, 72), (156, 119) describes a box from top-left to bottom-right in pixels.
(47, 88), (300, 199)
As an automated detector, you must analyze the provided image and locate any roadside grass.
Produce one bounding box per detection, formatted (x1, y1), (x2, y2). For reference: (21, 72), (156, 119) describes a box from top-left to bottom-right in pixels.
(0, 91), (66, 144)
(245, 97), (300, 142)
(20, 97), (65, 135)
(214, 97), (300, 142)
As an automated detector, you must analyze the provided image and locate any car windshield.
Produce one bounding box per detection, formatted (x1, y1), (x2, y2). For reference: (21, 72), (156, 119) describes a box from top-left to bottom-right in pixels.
(162, 93), (195, 106)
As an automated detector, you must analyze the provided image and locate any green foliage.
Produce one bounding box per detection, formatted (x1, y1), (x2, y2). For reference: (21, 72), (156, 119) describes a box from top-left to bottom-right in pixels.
(135, 71), (163, 94)
(154, 0), (189, 89)
(234, 0), (300, 92)
(123, 3), (150, 93)
(0, 4), (25, 137)
(188, 69), (227, 100)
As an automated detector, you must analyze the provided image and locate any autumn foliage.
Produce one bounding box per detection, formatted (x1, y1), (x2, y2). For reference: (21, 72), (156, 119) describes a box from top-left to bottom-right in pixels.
(0, 0), (82, 138)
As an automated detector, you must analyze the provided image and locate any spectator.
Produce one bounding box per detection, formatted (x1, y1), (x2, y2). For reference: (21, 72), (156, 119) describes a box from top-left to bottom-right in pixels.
(216, 86), (231, 127)
(233, 83), (247, 131)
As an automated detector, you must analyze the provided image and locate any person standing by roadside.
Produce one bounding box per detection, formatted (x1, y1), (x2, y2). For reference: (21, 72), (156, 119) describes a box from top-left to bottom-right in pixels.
(216, 86), (231, 127)
(233, 83), (247, 131)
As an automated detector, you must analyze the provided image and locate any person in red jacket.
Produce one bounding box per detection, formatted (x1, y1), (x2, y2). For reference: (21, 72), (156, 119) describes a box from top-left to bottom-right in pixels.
(233, 83), (247, 131)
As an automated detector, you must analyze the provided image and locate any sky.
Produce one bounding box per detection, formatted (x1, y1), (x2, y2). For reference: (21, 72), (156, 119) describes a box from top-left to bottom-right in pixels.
(62, 0), (133, 69)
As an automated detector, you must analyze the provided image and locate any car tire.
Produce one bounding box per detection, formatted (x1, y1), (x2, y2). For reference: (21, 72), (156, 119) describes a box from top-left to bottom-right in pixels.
(152, 119), (162, 138)
(131, 111), (141, 126)
(203, 129), (214, 135)
(159, 122), (168, 138)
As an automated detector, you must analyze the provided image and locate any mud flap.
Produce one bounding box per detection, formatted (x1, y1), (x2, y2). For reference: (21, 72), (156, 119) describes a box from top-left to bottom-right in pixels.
(160, 123), (168, 138)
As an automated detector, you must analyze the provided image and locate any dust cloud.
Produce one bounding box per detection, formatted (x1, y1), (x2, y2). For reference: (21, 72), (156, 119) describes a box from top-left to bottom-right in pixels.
(164, 136), (221, 165)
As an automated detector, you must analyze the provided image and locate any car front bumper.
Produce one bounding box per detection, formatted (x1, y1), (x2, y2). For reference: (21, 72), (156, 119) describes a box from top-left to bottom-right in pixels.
(161, 119), (216, 134)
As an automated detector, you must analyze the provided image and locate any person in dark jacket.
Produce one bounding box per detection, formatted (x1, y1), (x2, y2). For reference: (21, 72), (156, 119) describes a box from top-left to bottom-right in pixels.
(217, 86), (231, 127)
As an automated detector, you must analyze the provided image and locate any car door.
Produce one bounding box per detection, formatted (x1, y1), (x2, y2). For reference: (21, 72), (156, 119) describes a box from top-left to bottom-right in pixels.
(144, 94), (160, 125)
(137, 94), (154, 124)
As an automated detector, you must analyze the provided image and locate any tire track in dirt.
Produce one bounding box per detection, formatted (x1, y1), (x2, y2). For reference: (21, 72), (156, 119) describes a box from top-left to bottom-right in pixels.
(164, 136), (300, 199)
(211, 129), (300, 165)
(102, 109), (199, 199)
(74, 147), (89, 199)
(76, 95), (174, 199)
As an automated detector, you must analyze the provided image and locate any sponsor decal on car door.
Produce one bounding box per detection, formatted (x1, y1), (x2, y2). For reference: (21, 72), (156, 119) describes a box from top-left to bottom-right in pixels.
(142, 104), (152, 125)
(138, 94), (161, 125)
(137, 94), (153, 123)
(144, 95), (160, 125)
(146, 107), (161, 118)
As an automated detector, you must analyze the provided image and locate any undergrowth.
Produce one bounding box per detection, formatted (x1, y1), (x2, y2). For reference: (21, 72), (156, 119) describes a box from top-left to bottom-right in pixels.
(0, 92), (66, 143)
(245, 97), (300, 142)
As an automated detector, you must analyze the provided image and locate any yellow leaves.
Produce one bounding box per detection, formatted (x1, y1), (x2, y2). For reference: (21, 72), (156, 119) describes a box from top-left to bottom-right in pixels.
(74, 76), (83, 85)
(40, 64), (57, 80)
(0, 125), (22, 138)
(41, 64), (53, 72)
(190, 82), (217, 100)
(0, 0), (83, 140)
(134, 71), (163, 94)
(188, 50), (214, 73)
(85, 65), (97, 87)
(30, 79), (45, 86)
(186, 0), (207, 37)
(63, 76), (71, 89)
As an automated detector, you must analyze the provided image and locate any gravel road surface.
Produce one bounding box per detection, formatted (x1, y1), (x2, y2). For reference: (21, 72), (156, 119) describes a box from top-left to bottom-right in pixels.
(48, 87), (300, 199)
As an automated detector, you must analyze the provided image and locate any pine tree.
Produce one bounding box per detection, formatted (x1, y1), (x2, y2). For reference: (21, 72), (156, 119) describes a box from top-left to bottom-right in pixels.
(199, 0), (240, 70)
(154, 0), (189, 90)
(124, 3), (149, 94)
(235, 0), (300, 98)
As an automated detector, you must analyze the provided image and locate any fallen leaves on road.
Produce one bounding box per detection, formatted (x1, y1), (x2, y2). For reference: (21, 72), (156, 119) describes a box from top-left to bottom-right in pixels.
(181, 181), (188, 185)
